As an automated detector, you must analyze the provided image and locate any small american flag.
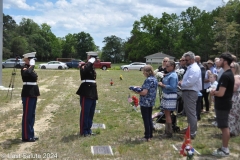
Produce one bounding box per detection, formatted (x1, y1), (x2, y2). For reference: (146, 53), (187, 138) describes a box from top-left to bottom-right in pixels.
(128, 94), (132, 103)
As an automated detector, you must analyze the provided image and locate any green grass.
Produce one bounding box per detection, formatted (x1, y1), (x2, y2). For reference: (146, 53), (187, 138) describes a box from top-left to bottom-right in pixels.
(0, 67), (240, 159)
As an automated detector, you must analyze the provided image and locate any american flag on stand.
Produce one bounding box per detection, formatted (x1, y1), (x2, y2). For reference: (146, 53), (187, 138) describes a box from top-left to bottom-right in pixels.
(128, 94), (132, 103)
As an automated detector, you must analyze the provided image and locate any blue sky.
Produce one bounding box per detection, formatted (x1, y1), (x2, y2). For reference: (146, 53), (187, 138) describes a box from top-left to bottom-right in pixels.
(3, 0), (226, 49)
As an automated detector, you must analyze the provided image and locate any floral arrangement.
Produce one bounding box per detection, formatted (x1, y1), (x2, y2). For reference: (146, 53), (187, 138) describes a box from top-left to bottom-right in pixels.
(128, 95), (139, 111)
(154, 69), (164, 82)
(184, 145), (195, 160)
(175, 68), (185, 80)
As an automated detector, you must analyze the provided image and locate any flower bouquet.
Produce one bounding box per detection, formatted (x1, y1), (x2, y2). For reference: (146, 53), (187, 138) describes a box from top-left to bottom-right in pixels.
(206, 85), (216, 92)
(128, 95), (139, 112)
(175, 68), (185, 81)
(154, 69), (164, 82)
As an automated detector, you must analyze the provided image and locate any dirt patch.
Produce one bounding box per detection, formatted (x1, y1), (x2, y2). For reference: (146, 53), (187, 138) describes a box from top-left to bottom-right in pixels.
(0, 100), (22, 113)
(15, 103), (60, 154)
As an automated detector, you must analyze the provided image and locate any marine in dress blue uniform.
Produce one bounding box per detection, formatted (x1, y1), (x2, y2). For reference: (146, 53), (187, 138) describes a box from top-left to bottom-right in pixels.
(21, 52), (40, 142)
(76, 52), (98, 136)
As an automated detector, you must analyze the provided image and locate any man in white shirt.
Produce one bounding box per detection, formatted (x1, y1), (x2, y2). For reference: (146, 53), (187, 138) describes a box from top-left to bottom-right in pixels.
(179, 51), (202, 139)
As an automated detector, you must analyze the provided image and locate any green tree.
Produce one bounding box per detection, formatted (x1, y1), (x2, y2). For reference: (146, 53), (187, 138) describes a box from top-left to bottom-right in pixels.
(10, 36), (28, 56)
(3, 14), (18, 58)
(125, 14), (160, 61)
(18, 18), (41, 36)
(74, 32), (95, 60)
(102, 35), (124, 63)
(213, 1), (240, 55)
(40, 23), (62, 60)
(61, 34), (77, 58)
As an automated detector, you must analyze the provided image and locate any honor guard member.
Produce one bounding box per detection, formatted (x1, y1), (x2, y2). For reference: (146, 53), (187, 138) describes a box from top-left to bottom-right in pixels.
(21, 52), (40, 142)
(76, 51), (98, 137)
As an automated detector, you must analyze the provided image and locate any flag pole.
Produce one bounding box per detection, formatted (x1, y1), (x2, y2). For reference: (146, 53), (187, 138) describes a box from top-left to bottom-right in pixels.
(0, 0), (3, 88)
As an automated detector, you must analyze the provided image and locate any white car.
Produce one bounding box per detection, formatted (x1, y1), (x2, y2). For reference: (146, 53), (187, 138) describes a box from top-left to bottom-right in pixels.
(121, 62), (146, 71)
(2, 58), (25, 68)
(39, 61), (68, 69)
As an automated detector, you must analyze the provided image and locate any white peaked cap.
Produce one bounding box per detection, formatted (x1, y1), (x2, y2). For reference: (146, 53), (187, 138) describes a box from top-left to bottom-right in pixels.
(86, 51), (98, 56)
(23, 52), (36, 58)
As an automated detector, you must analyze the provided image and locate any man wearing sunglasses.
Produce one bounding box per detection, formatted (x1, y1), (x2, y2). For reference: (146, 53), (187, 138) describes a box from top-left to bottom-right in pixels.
(179, 51), (202, 139)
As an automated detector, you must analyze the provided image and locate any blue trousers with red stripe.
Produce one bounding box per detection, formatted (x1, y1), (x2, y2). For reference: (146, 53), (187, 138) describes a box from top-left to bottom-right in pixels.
(80, 96), (96, 135)
(22, 97), (37, 140)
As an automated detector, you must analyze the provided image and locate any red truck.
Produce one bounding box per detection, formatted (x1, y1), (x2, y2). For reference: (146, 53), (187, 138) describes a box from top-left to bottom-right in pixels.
(80, 59), (111, 70)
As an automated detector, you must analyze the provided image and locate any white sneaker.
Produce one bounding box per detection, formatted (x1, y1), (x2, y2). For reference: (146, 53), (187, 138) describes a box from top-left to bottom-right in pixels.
(211, 121), (217, 127)
(212, 148), (229, 157)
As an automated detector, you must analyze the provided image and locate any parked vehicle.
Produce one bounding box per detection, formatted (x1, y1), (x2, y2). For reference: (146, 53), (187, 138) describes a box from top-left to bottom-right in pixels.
(2, 58), (25, 68)
(66, 59), (82, 68)
(80, 59), (111, 70)
(39, 61), (68, 69)
(121, 62), (146, 71)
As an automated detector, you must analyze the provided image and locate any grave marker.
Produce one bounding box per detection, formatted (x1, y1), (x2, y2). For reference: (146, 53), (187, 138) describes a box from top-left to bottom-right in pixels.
(91, 146), (113, 155)
(95, 110), (100, 113)
(92, 123), (106, 129)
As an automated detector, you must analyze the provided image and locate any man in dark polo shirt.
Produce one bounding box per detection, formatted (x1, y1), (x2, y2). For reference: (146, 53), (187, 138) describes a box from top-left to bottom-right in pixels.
(210, 52), (234, 157)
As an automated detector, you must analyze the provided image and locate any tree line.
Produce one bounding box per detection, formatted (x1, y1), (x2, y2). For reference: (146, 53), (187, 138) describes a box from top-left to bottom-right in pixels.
(3, 0), (240, 62)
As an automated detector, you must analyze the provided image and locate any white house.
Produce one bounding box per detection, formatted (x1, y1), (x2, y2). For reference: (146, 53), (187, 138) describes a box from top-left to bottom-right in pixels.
(145, 52), (175, 64)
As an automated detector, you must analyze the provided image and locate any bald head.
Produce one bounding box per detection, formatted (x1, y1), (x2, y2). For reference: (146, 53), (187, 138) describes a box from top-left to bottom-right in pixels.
(195, 55), (201, 64)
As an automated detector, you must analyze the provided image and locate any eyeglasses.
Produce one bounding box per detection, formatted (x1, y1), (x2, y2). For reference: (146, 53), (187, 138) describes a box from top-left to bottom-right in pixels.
(163, 61), (168, 62)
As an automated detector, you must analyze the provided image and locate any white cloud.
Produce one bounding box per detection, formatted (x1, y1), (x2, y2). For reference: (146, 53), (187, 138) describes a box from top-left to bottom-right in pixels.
(3, 0), (225, 48)
(4, 0), (35, 10)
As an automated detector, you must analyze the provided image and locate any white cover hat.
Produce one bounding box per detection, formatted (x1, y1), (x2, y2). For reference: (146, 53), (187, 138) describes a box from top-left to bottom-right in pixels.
(86, 51), (98, 57)
(23, 52), (36, 58)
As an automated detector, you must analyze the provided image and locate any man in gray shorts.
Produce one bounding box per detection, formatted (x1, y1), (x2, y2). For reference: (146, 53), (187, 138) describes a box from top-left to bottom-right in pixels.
(210, 52), (234, 157)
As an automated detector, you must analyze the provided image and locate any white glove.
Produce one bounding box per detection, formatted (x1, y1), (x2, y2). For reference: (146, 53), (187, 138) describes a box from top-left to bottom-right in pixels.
(30, 59), (35, 65)
(88, 57), (96, 63)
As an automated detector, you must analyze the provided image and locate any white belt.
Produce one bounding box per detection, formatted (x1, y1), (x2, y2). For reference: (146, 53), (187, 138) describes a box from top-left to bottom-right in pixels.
(81, 80), (96, 83)
(23, 82), (37, 85)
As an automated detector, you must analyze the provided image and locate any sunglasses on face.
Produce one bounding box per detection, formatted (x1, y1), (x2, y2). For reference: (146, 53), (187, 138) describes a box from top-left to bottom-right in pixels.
(163, 61), (168, 62)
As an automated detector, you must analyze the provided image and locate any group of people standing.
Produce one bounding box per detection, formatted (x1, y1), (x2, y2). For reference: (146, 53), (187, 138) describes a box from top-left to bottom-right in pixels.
(19, 50), (239, 157)
(135, 51), (239, 157)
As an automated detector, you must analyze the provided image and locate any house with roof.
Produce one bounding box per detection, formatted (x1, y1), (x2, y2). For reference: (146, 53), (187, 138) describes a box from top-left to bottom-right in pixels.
(144, 52), (175, 64)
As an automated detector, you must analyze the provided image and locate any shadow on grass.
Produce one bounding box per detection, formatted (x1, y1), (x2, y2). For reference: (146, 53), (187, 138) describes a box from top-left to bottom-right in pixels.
(61, 134), (81, 143)
(0, 138), (22, 149)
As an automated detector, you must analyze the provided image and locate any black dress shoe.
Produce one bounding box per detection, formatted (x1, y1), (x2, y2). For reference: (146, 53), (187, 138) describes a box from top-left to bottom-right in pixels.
(22, 138), (35, 142)
(34, 137), (39, 141)
(83, 134), (90, 137)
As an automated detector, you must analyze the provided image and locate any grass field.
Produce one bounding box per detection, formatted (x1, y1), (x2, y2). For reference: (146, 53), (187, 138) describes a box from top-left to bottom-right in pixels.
(0, 66), (240, 160)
